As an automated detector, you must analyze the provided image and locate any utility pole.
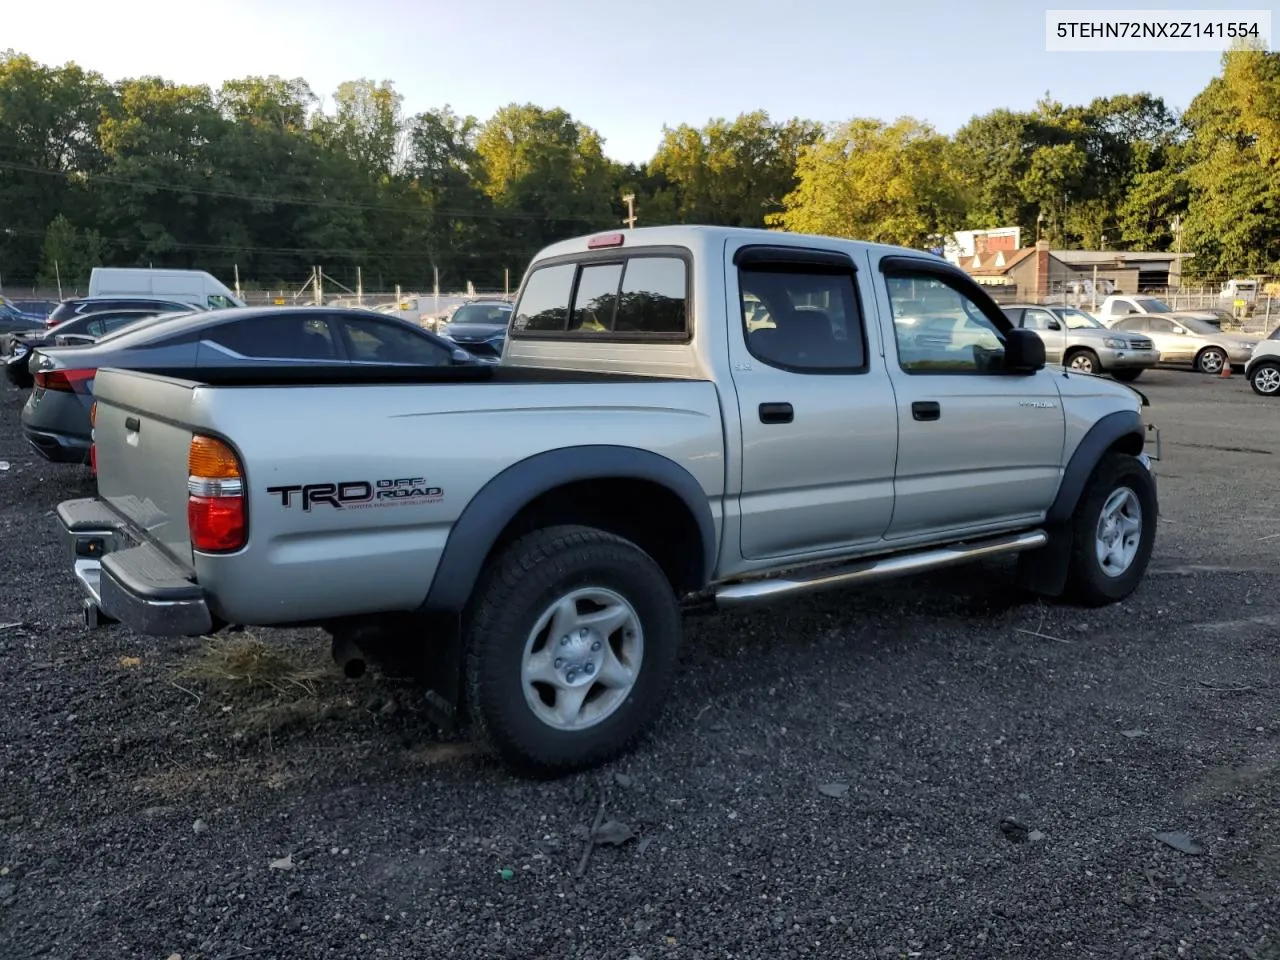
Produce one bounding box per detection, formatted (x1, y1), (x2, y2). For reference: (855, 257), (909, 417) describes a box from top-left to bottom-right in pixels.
(622, 193), (637, 229)
(356, 266), (363, 307)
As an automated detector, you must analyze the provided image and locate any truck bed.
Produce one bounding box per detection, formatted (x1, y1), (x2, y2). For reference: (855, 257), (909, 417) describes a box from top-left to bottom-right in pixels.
(87, 364), (727, 626)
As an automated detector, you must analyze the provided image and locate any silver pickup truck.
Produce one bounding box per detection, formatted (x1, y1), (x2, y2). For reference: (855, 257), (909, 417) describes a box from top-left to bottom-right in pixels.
(56, 226), (1159, 774)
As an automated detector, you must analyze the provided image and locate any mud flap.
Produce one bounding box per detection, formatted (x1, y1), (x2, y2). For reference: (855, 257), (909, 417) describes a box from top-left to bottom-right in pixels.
(1013, 526), (1073, 597)
(419, 611), (463, 733)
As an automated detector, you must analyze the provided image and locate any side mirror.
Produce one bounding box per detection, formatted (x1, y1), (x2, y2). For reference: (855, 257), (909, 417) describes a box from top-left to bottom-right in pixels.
(1046, 319), (1062, 331)
(1172, 327), (1186, 335)
(1003, 327), (1046, 374)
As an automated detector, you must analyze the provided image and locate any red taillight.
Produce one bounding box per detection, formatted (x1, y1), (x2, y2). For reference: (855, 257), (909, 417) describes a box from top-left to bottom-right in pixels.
(34, 368), (95, 392)
(45, 317), (61, 328)
(187, 435), (246, 553)
(188, 496), (245, 552)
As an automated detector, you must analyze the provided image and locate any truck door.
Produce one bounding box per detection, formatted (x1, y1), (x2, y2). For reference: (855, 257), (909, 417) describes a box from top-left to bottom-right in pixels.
(726, 243), (898, 561)
(872, 256), (1066, 540)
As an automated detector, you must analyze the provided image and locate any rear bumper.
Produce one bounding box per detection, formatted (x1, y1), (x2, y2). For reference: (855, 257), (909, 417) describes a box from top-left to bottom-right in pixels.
(24, 425), (90, 463)
(56, 498), (213, 637)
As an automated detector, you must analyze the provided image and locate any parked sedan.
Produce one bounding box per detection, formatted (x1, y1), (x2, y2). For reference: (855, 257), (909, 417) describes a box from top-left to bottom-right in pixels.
(1001, 303), (1157, 380)
(43, 296), (201, 330)
(438, 300), (512, 362)
(4, 307), (172, 389)
(21, 306), (478, 464)
(1107, 314), (1259, 374)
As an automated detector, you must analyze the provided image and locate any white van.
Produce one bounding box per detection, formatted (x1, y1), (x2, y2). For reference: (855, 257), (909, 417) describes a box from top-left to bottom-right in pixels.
(88, 268), (246, 309)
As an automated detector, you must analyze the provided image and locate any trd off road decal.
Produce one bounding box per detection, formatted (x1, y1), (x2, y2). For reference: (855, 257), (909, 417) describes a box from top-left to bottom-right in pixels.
(266, 477), (443, 512)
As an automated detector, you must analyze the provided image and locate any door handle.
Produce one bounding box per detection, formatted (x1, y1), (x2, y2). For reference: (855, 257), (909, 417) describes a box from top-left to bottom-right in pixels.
(911, 401), (941, 422)
(759, 402), (794, 424)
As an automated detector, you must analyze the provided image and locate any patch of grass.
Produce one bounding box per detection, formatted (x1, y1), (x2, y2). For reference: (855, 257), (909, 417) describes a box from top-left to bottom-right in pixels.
(176, 634), (332, 696)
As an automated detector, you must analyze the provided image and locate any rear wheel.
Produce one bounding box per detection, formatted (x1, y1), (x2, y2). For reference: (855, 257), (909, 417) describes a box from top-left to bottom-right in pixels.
(1196, 347), (1227, 375)
(1249, 361), (1280, 397)
(463, 524), (681, 775)
(1112, 369), (1143, 382)
(1066, 349), (1100, 375)
(1066, 452), (1157, 606)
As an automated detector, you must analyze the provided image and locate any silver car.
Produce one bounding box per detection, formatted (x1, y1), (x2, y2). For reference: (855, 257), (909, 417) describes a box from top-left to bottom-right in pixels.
(1001, 304), (1157, 381)
(1107, 313), (1259, 375)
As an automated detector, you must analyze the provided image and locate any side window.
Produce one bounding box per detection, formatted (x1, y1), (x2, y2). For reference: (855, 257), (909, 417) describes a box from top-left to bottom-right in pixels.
(615, 257), (687, 334)
(569, 263), (623, 333)
(1023, 309), (1058, 331)
(206, 314), (340, 360)
(207, 294), (235, 309)
(739, 266), (867, 372)
(885, 273), (1006, 373)
(84, 318), (108, 337)
(1001, 308), (1024, 327)
(512, 264), (575, 332)
(1147, 317), (1177, 334)
(1113, 317), (1147, 332)
(337, 316), (452, 365)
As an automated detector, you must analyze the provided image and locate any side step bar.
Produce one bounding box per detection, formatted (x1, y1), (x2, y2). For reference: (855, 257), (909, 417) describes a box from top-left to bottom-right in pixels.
(715, 530), (1048, 608)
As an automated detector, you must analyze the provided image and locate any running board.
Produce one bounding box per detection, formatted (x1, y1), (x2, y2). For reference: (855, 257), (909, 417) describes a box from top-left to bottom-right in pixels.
(714, 530), (1048, 608)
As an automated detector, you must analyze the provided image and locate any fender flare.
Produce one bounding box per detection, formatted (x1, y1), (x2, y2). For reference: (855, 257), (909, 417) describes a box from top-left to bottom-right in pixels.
(420, 445), (717, 613)
(1046, 410), (1146, 526)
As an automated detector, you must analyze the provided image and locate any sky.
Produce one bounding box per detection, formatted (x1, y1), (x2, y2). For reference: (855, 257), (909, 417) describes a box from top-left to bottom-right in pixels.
(4, 0), (1248, 164)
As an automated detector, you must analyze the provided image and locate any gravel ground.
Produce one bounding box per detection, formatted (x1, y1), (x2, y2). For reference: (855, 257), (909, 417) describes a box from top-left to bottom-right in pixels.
(1, 370), (1278, 960)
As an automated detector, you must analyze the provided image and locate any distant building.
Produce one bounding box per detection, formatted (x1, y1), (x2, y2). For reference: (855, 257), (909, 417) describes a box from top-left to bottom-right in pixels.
(955, 237), (1194, 301)
(944, 227), (1022, 265)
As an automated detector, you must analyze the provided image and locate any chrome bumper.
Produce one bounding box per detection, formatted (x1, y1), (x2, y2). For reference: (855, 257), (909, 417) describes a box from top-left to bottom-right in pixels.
(56, 498), (213, 637)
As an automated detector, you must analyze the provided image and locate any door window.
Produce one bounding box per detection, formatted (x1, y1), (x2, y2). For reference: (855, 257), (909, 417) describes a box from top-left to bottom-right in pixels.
(1113, 317), (1148, 332)
(738, 266), (867, 372)
(205, 314), (340, 360)
(336, 316), (454, 365)
(1146, 317), (1179, 334)
(885, 274), (1005, 373)
(1021, 308), (1060, 331)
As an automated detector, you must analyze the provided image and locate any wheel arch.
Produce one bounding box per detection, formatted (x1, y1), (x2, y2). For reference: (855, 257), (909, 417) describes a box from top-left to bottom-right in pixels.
(420, 445), (718, 614)
(1046, 410), (1147, 526)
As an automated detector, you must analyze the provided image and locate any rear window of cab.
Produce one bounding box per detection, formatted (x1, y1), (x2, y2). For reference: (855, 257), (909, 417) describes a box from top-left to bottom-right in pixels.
(511, 255), (688, 340)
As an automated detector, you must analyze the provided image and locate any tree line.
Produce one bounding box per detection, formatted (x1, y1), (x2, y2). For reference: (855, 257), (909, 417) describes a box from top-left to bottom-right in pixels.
(0, 47), (1276, 293)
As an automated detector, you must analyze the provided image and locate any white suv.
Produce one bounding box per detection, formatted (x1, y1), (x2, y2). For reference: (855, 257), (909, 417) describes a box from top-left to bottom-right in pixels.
(1245, 327), (1280, 396)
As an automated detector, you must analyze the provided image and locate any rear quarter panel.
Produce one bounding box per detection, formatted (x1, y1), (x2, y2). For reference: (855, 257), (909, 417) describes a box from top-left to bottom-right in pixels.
(189, 379), (727, 625)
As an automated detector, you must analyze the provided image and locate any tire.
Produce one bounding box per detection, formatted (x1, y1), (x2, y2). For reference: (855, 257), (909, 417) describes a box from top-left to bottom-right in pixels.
(1249, 361), (1280, 397)
(1065, 349), (1100, 375)
(1066, 452), (1157, 607)
(463, 524), (681, 775)
(1111, 369), (1143, 382)
(1195, 347), (1228, 375)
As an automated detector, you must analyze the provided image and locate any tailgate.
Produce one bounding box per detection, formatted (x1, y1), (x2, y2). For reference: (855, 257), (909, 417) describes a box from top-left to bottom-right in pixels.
(93, 370), (200, 567)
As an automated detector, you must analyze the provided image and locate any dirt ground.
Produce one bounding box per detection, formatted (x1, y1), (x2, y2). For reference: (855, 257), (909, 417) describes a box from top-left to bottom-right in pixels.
(1, 369), (1278, 960)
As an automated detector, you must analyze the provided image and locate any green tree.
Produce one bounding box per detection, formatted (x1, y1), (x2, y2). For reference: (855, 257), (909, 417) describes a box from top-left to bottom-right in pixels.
(1181, 47), (1280, 277)
(37, 213), (102, 288)
(0, 50), (113, 282)
(475, 103), (615, 271)
(770, 117), (965, 248)
(650, 111), (820, 226)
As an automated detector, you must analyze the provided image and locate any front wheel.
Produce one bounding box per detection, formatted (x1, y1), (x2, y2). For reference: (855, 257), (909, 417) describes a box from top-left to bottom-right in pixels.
(1196, 347), (1227, 375)
(1249, 361), (1280, 397)
(1066, 452), (1157, 606)
(1066, 349), (1100, 375)
(463, 524), (681, 775)
(1112, 369), (1143, 383)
